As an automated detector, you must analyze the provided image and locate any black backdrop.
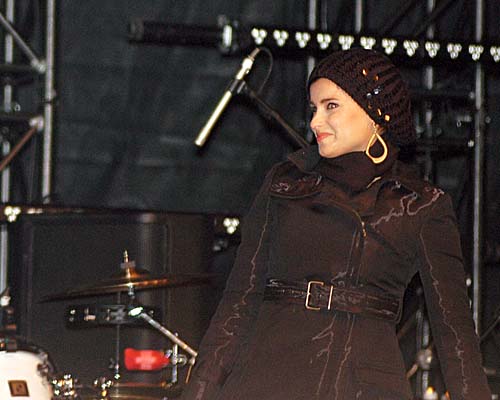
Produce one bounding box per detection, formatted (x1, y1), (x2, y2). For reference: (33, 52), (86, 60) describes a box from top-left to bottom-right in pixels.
(52, 0), (305, 214)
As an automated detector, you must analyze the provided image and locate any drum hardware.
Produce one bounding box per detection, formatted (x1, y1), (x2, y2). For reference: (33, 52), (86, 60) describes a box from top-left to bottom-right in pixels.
(92, 376), (114, 399)
(66, 304), (159, 327)
(0, 334), (17, 351)
(128, 305), (197, 384)
(0, 287), (16, 334)
(39, 251), (208, 396)
(51, 374), (79, 399)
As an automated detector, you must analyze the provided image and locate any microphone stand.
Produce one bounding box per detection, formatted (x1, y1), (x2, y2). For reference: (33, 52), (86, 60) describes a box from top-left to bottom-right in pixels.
(237, 81), (309, 149)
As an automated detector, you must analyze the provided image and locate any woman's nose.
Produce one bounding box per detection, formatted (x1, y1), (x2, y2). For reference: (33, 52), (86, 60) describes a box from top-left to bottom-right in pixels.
(310, 112), (322, 133)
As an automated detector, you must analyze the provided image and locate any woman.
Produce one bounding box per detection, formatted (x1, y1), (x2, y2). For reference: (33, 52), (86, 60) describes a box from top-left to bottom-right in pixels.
(181, 48), (491, 399)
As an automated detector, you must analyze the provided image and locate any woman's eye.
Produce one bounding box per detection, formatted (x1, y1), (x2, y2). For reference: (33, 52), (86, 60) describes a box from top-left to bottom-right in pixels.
(327, 102), (337, 110)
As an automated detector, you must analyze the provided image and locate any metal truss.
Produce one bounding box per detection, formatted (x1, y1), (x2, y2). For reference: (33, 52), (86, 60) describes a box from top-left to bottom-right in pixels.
(0, 0), (56, 291)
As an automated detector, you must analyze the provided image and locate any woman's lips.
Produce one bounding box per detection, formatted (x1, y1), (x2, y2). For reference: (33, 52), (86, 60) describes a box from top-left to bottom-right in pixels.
(316, 132), (332, 143)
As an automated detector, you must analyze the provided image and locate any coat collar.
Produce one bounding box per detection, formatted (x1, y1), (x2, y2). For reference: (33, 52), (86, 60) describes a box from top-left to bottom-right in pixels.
(287, 145), (424, 194)
(283, 145), (427, 217)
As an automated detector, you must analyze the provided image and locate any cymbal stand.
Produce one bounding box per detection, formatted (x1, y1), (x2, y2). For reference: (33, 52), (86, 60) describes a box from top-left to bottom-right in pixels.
(128, 305), (197, 383)
(170, 341), (179, 384)
(107, 250), (137, 380)
(108, 291), (123, 380)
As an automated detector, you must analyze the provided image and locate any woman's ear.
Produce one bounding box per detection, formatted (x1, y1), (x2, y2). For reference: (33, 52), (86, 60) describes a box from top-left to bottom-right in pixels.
(372, 121), (385, 136)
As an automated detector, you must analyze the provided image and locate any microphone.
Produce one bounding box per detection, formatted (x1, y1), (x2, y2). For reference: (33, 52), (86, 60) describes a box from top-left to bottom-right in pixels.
(194, 48), (261, 147)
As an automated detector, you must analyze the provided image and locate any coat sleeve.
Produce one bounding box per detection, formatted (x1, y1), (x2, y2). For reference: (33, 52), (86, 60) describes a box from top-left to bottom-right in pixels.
(180, 166), (277, 400)
(417, 193), (491, 399)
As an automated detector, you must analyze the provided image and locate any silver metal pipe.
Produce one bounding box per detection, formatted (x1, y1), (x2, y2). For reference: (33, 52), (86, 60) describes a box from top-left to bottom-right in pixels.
(354, 0), (364, 33)
(417, 2), (435, 396)
(306, 0), (318, 78)
(305, 0), (319, 143)
(472, 0), (485, 334)
(0, 0), (15, 295)
(42, 0), (56, 200)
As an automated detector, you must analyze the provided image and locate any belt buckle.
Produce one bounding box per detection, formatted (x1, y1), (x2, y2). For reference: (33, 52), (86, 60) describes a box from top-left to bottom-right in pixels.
(305, 281), (324, 311)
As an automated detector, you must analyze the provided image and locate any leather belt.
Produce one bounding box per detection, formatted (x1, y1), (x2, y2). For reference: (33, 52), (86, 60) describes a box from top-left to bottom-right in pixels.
(264, 279), (401, 322)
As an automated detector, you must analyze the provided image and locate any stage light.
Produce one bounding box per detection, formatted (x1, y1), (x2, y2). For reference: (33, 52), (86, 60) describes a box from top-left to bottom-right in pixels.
(403, 40), (419, 57)
(295, 31), (311, 48)
(338, 34), (355, 50)
(446, 43), (462, 59)
(221, 24), (233, 49)
(4, 205), (21, 222)
(251, 27), (267, 45)
(273, 29), (289, 47)
(223, 217), (240, 235)
(360, 36), (376, 50)
(468, 44), (484, 61)
(425, 41), (440, 58)
(382, 38), (397, 54)
(490, 46), (500, 62)
(130, 19), (500, 66)
(317, 33), (332, 50)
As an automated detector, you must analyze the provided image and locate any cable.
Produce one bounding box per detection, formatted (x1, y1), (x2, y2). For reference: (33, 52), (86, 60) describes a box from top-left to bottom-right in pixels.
(255, 46), (274, 95)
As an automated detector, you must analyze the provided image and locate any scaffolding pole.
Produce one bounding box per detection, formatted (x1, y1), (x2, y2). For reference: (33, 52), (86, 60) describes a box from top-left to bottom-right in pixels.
(472, 0), (485, 335)
(42, 0), (56, 200)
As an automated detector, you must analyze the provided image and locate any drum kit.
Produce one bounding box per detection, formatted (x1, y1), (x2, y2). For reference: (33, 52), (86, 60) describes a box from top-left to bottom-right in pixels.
(1, 251), (213, 399)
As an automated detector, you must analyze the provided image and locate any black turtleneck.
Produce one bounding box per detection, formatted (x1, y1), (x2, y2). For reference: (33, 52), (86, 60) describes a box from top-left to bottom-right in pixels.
(314, 141), (399, 194)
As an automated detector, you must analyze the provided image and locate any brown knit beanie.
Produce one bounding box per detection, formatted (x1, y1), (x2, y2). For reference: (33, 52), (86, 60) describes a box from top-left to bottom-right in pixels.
(308, 48), (416, 146)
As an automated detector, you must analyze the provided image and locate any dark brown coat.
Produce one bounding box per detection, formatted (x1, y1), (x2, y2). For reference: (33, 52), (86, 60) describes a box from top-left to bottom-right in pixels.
(182, 147), (491, 400)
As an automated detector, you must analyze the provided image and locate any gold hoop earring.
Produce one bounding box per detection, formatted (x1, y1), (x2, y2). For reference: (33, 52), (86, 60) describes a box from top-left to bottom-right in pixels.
(365, 131), (388, 164)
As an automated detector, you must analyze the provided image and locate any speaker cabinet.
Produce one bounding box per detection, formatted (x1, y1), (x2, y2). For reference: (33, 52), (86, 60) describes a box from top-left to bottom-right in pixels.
(8, 211), (214, 385)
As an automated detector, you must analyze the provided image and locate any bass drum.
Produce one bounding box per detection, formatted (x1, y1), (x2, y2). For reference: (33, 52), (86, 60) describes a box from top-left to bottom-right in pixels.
(0, 343), (54, 399)
(79, 381), (183, 399)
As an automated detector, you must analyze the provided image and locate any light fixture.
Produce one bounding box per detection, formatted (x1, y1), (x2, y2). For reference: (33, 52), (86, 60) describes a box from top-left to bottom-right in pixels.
(468, 44), (484, 61)
(403, 40), (419, 57)
(4, 205), (21, 222)
(425, 41), (440, 58)
(360, 36), (376, 50)
(273, 29), (289, 47)
(295, 32), (311, 48)
(251, 27), (267, 45)
(317, 33), (332, 50)
(446, 43), (462, 59)
(223, 217), (240, 235)
(382, 38), (397, 54)
(338, 34), (355, 50)
(490, 46), (500, 62)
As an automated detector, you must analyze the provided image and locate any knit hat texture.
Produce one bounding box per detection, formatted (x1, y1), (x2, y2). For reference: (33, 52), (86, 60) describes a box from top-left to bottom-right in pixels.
(308, 48), (416, 146)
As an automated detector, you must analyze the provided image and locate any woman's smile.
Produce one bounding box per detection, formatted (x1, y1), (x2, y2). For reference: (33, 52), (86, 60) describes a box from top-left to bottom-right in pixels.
(315, 132), (333, 142)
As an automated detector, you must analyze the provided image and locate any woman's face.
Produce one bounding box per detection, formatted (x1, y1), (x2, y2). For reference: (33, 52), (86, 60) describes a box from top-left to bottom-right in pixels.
(309, 78), (375, 159)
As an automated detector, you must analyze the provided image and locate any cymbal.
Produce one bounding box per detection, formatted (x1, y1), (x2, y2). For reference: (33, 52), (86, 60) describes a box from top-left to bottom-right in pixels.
(41, 266), (214, 302)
